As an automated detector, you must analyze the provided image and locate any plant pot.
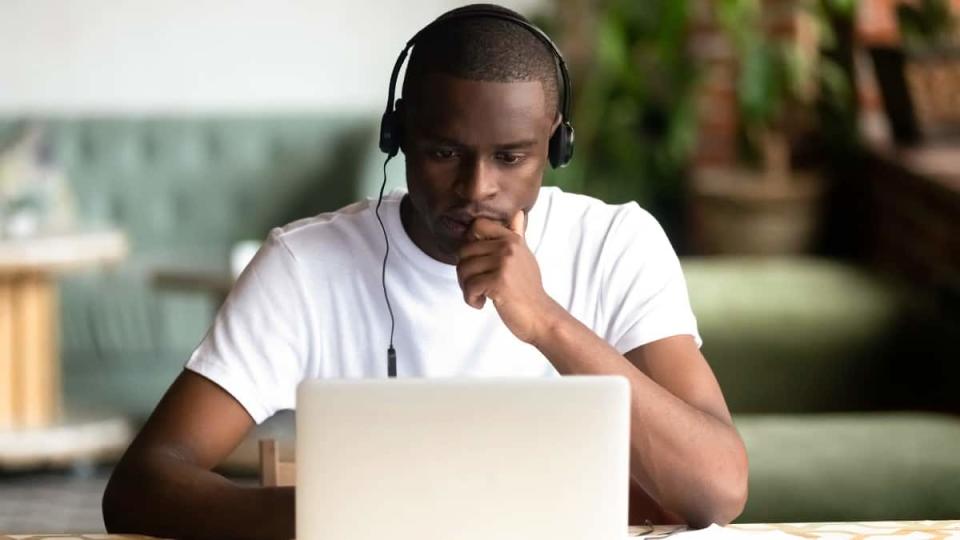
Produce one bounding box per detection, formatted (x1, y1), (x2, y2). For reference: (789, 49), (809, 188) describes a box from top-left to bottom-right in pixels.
(902, 46), (960, 140)
(689, 167), (824, 255)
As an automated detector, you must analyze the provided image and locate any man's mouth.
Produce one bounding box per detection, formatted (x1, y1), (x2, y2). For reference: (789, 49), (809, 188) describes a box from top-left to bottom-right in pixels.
(437, 208), (512, 240)
(438, 215), (469, 236)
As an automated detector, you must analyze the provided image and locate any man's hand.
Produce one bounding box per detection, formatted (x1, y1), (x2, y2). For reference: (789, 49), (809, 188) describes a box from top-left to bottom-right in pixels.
(456, 211), (564, 344)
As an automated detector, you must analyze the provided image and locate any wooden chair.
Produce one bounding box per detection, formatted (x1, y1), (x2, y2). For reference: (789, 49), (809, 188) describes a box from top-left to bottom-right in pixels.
(258, 438), (296, 487)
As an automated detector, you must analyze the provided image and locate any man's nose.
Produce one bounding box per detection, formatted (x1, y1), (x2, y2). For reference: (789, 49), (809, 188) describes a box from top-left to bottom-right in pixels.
(454, 156), (498, 202)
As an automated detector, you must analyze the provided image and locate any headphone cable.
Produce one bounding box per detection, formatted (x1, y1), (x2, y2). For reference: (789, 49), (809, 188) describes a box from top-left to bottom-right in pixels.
(375, 155), (398, 377)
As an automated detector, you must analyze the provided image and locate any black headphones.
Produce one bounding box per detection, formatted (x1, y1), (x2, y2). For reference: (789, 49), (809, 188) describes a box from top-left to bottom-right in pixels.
(378, 4), (575, 169)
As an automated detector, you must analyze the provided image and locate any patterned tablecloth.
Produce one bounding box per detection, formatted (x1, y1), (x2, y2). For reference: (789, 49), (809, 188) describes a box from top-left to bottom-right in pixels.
(728, 521), (960, 538)
(3, 521), (959, 539)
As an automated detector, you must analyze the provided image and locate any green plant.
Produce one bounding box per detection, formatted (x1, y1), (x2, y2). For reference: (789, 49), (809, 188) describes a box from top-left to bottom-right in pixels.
(897, 0), (957, 49)
(536, 0), (700, 216)
(716, 0), (850, 175)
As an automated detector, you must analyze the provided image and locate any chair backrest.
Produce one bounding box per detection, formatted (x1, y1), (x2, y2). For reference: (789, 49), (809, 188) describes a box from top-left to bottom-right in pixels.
(259, 438), (296, 487)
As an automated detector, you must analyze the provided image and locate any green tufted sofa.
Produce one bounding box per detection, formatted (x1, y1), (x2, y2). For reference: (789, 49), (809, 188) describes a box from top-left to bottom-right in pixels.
(3, 117), (958, 523)
(0, 115), (399, 415)
(683, 257), (960, 522)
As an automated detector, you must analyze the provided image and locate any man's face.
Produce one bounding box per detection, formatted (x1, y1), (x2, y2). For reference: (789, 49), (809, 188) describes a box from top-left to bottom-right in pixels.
(401, 73), (558, 264)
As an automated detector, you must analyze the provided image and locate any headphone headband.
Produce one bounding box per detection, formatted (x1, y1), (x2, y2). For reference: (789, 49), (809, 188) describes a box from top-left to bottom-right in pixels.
(401, 7), (570, 123)
(380, 4), (575, 168)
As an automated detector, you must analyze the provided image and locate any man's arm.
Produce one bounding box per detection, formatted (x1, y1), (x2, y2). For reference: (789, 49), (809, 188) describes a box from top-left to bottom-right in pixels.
(532, 323), (748, 527)
(102, 370), (294, 540)
(457, 215), (748, 527)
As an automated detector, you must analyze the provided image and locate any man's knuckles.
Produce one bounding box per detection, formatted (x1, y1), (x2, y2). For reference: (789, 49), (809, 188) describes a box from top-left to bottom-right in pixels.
(458, 237), (520, 262)
(467, 217), (513, 239)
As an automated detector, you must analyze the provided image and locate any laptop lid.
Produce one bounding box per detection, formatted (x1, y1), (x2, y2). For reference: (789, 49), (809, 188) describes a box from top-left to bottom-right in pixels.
(296, 376), (630, 540)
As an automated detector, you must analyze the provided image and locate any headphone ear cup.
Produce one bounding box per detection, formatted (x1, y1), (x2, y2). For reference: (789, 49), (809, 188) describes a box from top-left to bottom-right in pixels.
(548, 122), (575, 169)
(379, 109), (401, 157)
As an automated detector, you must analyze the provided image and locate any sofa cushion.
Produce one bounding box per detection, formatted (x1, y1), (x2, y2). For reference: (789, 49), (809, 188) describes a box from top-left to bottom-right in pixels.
(682, 257), (911, 413)
(735, 412), (960, 522)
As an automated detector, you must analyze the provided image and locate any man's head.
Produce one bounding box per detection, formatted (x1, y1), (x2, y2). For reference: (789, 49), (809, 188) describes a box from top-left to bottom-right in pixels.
(396, 5), (564, 264)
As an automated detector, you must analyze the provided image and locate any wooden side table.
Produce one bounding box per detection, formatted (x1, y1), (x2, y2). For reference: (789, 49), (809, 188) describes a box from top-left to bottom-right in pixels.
(0, 230), (130, 465)
(151, 266), (234, 308)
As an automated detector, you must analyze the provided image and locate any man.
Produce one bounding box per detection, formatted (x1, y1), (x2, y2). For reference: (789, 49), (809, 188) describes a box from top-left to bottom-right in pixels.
(102, 5), (747, 539)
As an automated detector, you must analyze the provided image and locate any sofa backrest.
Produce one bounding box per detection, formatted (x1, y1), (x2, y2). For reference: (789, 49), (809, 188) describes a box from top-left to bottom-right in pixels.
(0, 116), (381, 255)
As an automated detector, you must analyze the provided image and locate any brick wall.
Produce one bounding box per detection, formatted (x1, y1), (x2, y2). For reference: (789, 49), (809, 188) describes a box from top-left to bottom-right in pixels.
(689, 0), (806, 168)
(689, 0), (739, 167)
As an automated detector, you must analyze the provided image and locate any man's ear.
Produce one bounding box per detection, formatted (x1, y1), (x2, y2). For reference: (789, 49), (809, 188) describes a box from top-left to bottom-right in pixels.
(550, 112), (563, 136)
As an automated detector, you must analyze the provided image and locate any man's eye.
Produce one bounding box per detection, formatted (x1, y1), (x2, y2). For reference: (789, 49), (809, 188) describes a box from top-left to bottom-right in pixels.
(495, 152), (525, 165)
(431, 149), (457, 160)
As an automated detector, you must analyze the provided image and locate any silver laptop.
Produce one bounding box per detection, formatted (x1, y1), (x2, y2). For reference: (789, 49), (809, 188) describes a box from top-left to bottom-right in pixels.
(296, 376), (630, 540)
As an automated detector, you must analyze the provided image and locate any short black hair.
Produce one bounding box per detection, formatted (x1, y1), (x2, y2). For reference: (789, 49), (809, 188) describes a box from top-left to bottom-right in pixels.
(400, 5), (561, 119)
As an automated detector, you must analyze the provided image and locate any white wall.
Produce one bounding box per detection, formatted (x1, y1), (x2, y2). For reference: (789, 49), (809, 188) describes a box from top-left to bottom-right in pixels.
(0, 0), (547, 114)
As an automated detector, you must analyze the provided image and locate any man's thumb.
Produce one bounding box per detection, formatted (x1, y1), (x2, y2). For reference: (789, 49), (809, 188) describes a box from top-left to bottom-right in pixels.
(510, 210), (526, 238)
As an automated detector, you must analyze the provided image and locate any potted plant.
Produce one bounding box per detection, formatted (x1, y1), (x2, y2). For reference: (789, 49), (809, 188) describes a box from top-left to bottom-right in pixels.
(689, 0), (849, 254)
(536, 0), (701, 241)
(892, 0), (958, 141)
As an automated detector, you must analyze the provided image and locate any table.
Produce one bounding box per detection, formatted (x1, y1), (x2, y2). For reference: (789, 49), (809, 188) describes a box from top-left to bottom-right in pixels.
(150, 265), (233, 307)
(721, 521), (960, 537)
(3, 521), (959, 539)
(150, 239), (259, 307)
(0, 230), (131, 467)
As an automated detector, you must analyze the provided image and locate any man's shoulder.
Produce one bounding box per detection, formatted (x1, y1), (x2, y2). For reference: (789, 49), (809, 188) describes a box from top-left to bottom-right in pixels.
(275, 198), (376, 236)
(540, 186), (659, 234)
(265, 192), (401, 261)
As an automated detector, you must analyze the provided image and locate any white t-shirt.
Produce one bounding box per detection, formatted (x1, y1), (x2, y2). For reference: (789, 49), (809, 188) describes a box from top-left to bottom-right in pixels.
(186, 187), (701, 424)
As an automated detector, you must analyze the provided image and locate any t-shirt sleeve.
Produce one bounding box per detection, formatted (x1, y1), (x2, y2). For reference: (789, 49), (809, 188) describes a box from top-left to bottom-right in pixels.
(600, 203), (702, 354)
(185, 229), (311, 424)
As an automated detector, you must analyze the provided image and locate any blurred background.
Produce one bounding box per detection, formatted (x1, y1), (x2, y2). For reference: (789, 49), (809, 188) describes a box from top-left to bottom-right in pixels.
(0, 0), (958, 533)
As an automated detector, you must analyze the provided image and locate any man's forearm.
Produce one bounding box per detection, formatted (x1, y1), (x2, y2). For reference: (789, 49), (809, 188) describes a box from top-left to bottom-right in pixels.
(531, 304), (748, 527)
(103, 451), (294, 540)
